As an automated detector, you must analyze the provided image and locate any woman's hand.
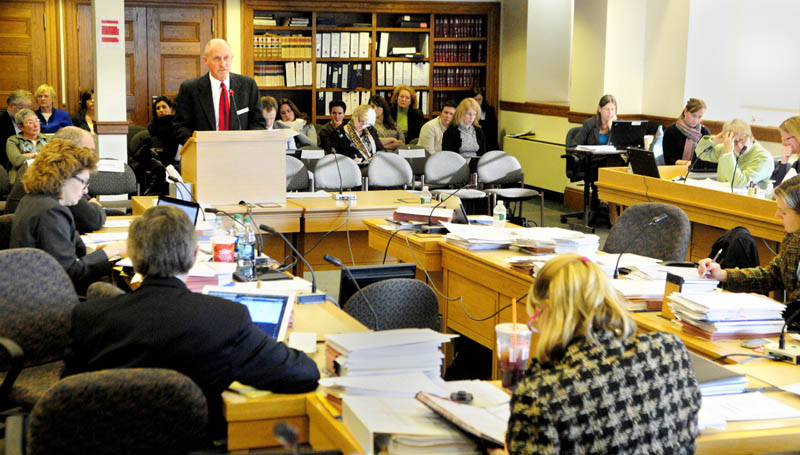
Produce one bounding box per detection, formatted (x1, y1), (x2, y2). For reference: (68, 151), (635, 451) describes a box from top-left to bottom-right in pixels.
(99, 241), (127, 259)
(675, 159), (691, 166)
(722, 131), (735, 154)
(697, 258), (727, 281)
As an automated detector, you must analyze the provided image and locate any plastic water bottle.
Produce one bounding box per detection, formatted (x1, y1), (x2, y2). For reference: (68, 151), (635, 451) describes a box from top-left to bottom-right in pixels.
(232, 214), (245, 260)
(213, 214), (226, 237)
(493, 200), (507, 228)
(420, 185), (432, 205)
(237, 216), (256, 281)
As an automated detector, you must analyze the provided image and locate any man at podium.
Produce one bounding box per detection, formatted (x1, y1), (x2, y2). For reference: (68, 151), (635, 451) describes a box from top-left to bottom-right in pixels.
(174, 38), (266, 145)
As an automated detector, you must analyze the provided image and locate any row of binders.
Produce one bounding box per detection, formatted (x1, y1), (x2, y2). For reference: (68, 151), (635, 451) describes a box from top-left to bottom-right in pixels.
(253, 34), (312, 59)
(253, 62), (313, 87)
(376, 61), (430, 88)
(316, 63), (371, 89)
(316, 91), (372, 116)
(316, 32), (371, 59)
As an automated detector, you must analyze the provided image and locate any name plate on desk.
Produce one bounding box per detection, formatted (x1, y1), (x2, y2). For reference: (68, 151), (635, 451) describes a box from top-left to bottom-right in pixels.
(399, 148), (426, 159)
(301, 148), (324, 160)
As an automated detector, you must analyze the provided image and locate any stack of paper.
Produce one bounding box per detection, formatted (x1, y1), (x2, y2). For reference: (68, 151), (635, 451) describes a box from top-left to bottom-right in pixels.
(552, 232), (600, 256)
(612, 279), (665, 311)
(440, 222), (511, 251)
(506, 227), (582, 254)
(319, 372), (447, 413)
(669, 292), (785, 340)
(689, 352), (749, 396)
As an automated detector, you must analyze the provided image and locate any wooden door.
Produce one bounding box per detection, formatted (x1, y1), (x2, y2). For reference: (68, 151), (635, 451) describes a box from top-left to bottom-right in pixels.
(0, 1), (52, 109)
(146, 6), (213, 124)
(125, 7), (148, 125)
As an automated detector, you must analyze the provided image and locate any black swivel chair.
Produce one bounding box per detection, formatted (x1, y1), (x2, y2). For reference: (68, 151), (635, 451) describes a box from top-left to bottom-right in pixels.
(560, 126), (613, 229)
(560, 127), (586, 225)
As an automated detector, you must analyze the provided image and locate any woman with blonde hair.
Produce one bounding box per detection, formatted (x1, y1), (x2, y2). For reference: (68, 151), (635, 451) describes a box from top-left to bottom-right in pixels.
(328, 104), (384, 164)
(663, 98), (712, 167)
(770, 116), (800, 184)
(694, 118), (774, 186)
(389, 84), (425, 143)
(441, 97), (486, 159)
(506, 254), (700, 455)
(34, 83), (73, 134)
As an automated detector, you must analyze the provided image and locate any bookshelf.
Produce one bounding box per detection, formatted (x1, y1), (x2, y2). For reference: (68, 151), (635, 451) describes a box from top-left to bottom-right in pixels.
(242, 0), (500, 123)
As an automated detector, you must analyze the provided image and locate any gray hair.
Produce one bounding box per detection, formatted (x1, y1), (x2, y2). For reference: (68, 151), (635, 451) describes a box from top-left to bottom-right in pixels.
(128, 205), (197, 277)
(7, 90), (32, 107)
(54, 126), (89, 144)
(14, 109), (36, 125)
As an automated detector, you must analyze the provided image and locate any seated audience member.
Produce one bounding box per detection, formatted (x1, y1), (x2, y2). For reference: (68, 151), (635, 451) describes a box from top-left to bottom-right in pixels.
(262, 95), (309, 150)
(699, 175), (800, 300)
(0, 89), (32, 170)
(442, 97), (486, 159)
(695, 118), (774, 186)
(770, 116), (800, 184)
(507, 254), (700, 455)
(277, 98), (317, 146)
(34, 83), (72, 134)
(319, 100), (346, 152)
(419, 99), (456, 154)
(370, 95), (404, 150)
(469, 87), (499, 151)
(131, 96), (179, 195)
(329, 104), (384, 164)
(10, 139), (125, 294)
(567, 94), (617, 147)
(71, 89), (96, 133)
(663, 98), (711, 166)
(5, 127), (106, 234)
(390, 84), (425, 144)
(63, 205), (319, 437)
(147, 95), (180, 167)
(7, 108), (49, 184)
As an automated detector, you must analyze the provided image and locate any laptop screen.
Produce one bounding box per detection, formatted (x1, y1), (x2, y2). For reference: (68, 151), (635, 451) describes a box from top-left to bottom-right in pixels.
(203, 288), (294, 341)
(157, 196), (200, 225)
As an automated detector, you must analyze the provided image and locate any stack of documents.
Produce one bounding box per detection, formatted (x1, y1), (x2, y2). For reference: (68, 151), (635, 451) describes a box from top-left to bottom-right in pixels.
(440, 222), (511, 251)
(689, 352), (749, 396)
(506, 227), (585, 254)
(668, 292), (785, 340)
(612, 279), (666, 311)
(319, 371), (447, 413)
(552, 232), (600, 256)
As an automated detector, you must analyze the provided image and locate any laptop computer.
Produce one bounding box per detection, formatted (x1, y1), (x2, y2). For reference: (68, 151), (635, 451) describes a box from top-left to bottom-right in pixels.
(157, 195), (200, 225)
(202, 287), (295, 341)
(627, 147), (661, 178)
(609, 120), (649, 149)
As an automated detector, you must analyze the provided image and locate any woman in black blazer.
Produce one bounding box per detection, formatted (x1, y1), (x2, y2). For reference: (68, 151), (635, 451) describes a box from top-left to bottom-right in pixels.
(329, 104), (385, 164)
(568, 94), (617, 147)
(441, 97), (486, 159)
(469, 87), (499, 151)
(70, 89), (95, 133)
(389, 84), (425, 144)
(663, 98), (711, 166)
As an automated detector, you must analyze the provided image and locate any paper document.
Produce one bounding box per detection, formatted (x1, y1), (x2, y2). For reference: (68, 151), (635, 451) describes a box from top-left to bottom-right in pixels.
(103, 218), (132, 228)
(82, 232), (128, 244)
(286, 190), (330, 199)
(574, 145), (618, 154)
(320, 372), (447, 398)
(701, 392), (800, 421)
(97, 160), (124, 173)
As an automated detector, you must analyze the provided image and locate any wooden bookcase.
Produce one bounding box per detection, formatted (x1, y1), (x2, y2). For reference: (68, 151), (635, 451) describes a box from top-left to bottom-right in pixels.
(241, 0), (500, 124)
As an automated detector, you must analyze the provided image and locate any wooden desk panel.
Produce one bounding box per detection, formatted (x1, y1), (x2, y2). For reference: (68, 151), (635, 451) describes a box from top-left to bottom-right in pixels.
(363, 218), (444, 271)
(291, 190), (419, 233)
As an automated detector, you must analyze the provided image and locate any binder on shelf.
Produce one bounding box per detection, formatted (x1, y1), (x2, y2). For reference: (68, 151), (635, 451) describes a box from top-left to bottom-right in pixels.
(296, 62), (304, 87)
(419, 91), (428, 115)
(315, 33), (321, 58)
(316, 63), (322, 88)
(358, 32), (370, 58)
(341, 63), (350, 90)
(303, 61), (312, 86)
(364, 64), (372, 89)
(393, 62), (403, 86)
(319, 63), (328, 88)
(325, 92), (333, 115)
(350, 33), (359, 59)
(317, 92), (325, 117)
(340, 32), (350, 58)
(331, 32), (340, 58)
(377, 62), (385, 86)
(285, 62), (296, 87)
(322, 33), (331, 58)
(361, 91), (370, 105)
(386, 63), (394, 88)
(378, 32), (390, 58)
(402, 62), (412, 86)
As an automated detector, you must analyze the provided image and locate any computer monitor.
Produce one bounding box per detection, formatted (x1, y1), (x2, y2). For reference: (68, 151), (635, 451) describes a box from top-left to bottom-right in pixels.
(441, 195), (469, 224)
(202, 287), (295, 341)
(609, 120), (649, 149)
(338, 263), (417, 307)
(157, 195), (200, 225)
(627, 148), (661, 178)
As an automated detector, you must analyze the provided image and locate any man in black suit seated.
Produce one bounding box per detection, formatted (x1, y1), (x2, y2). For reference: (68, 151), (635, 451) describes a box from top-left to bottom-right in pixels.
(63, 205), (320, 437)
(173, 38), (266, 145)
(0, 90), (32, 170)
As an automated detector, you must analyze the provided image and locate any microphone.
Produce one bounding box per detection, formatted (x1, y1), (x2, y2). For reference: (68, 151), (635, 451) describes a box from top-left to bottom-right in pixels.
(273, 421), (299, 454)
(764, 301), (800, 364)
(324, 254), (379, 330)
(731, 144), (747, 193)
(329, 146), (356, 201)
(612, 213), (668, 279)
(260, 223), (326, 304)
(419, 183), (472, 234)
(204, 207), (245, 228)
(166, 175), (206, 221)
(682, 144), (714, 184)
(229, 89), (242, 130)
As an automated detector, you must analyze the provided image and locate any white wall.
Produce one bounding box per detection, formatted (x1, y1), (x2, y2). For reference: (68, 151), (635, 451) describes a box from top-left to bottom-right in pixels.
(603, 0), (646, 114)
(526, 0), (572, 103)
(500, 0), (527, 101)
(642, 0), (690, 117)
(227, 0), (242, 74)
(570, 0), (607, 113)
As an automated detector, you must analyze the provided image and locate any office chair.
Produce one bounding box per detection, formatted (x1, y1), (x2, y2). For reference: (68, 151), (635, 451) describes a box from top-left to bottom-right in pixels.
(367, 152), (413, 190)
(397, 144), (429, 189)
(0, 166), (10, 212)
(424, 151), (486, 209)
(87, 159), (138, 215)
(477, 150), (545, 227)
(313, 153), (363, 191)
(0, 248), (79, 411)
(286, 155), (313, 192)
(0, 214), (13, 250)
(602, 202), (691, 261)
(86, 282), (126, 301)
(560, 126), (587, 224)
(343, 279), (439, 331)
(13, 368), (208, 455)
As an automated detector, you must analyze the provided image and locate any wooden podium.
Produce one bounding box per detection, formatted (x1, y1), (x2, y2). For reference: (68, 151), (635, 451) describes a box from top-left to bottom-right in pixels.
(180, 130), (292, 205)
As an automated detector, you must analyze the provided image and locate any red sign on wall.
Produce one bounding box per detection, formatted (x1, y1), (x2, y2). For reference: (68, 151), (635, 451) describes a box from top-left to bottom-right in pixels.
(100, 19), (120, 43)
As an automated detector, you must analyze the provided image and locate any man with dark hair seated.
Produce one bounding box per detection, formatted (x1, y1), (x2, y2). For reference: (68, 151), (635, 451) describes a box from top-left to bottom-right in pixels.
(63, 205), (320, 437)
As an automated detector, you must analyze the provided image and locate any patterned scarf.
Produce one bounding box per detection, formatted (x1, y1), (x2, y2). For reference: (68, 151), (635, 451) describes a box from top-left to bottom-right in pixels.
(675, 117), (703, 161)
(344, 121), (373, 160)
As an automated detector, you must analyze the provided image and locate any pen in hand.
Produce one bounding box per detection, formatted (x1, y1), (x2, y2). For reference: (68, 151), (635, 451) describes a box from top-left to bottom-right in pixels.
(705, 248), (724, 277)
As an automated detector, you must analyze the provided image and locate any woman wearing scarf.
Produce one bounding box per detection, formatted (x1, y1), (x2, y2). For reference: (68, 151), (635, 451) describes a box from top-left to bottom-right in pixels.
(329, 104), (384, 170)
(663, 98), (711, 167)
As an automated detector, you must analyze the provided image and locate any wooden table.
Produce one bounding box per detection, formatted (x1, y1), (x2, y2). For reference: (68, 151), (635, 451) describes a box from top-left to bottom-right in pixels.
(596, 166), (781, 265)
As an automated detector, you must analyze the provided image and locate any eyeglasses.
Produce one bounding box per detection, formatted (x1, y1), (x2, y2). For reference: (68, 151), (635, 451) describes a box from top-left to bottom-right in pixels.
(23, 119), (40, 126)
(782, 136), (795, 145)
(71, 175), (89, 189)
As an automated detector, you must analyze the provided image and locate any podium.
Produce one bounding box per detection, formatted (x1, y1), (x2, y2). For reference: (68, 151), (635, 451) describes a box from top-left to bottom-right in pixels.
(180, 130), (292, 205)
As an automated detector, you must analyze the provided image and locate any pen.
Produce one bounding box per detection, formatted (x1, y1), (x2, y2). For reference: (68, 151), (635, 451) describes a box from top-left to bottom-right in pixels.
(705, 248), (724, 277)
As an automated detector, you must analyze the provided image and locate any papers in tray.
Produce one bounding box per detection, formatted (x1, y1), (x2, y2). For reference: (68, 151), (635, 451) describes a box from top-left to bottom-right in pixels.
(612, 279), (665, 300)
(440, 222), (511, 250)
(81, 232), (128, 245)
(573, 145), (618, 154)
(320, 372), (447, 398)
(285, 190), (331, 198)
(417, 392), (506, 446)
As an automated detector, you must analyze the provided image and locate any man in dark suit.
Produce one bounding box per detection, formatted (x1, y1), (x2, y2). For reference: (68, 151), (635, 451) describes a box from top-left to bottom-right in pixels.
(63, 205), (319, 437)
(0, 90), (32, 170)
(173, 38), (266, 145)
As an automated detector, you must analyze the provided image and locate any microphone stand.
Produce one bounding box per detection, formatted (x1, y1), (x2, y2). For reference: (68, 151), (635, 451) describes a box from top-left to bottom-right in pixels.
(764, 302), (800, 364)
(682, 145), (714, 184)
(330, 148), (356, 201)
(324, 254), (379, 329)
(419, 183), (471, 234)
(166, 175), (206, 221)
(260, 224), (328, 304)
(229, 89), (242, 130)
(730, 145), (746, 193)
(612, 214), (668, 279)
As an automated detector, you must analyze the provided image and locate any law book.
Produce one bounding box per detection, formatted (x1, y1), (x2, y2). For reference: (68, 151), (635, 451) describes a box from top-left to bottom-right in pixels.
(340, 32), (350, 58)
(331, 32), (340, 58)
(358, 32), (370, 57)
(321, 33), (331, 58)
(350, 32), (359, 59)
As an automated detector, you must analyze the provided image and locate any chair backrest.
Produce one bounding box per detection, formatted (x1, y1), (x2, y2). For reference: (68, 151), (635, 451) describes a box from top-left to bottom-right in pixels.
(424, 151), (470, 186)
(26, 368), (208, 455)
(313, 153), (362, 190)
(86, 282), (127, 301)
(397, 145), (429, 177)
(286, 155), (310, 191)
(603, 203), (691, 261)
(127, 124), (146, 156)
(344, 278), (439, 331)
(367, 152), (413, 189)
(565, 126), (582, 149)
(0, 248), (79, 371)
(0, 165), (10, 198)
(88, 159), (138, 196)
(0, 213), (13, 250)
(477, 150), (523, 185)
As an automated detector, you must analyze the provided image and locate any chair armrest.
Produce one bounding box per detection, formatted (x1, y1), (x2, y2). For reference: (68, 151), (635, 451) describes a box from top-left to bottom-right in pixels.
(4, 413), (25, 455)
(0, 337), (24, 410)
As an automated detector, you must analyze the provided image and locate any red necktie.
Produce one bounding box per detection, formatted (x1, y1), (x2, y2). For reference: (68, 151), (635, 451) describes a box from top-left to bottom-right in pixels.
(219, 82), (229, 131)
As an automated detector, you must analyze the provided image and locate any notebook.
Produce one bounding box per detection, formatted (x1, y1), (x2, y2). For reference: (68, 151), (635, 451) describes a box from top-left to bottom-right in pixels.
(157, 195), (200, 225)
(627, 147), (661, 178)
(202, 287), (295, 341)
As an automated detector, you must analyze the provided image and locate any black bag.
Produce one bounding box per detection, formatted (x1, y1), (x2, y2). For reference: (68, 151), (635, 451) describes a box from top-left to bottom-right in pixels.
(710, 226), (759, 270)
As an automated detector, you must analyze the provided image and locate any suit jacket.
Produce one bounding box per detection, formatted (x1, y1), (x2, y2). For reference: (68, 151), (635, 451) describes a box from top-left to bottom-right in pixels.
(63, 276), (320, 433)
(0, 110), (17, 170)
(329, 124), (385, 160)
(390, 105), (425, 144)
(10, 193), (111, 294)
(173, 72), (266, 145)
(441, 124), (487, 157)
(569, 116), (604, 147)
